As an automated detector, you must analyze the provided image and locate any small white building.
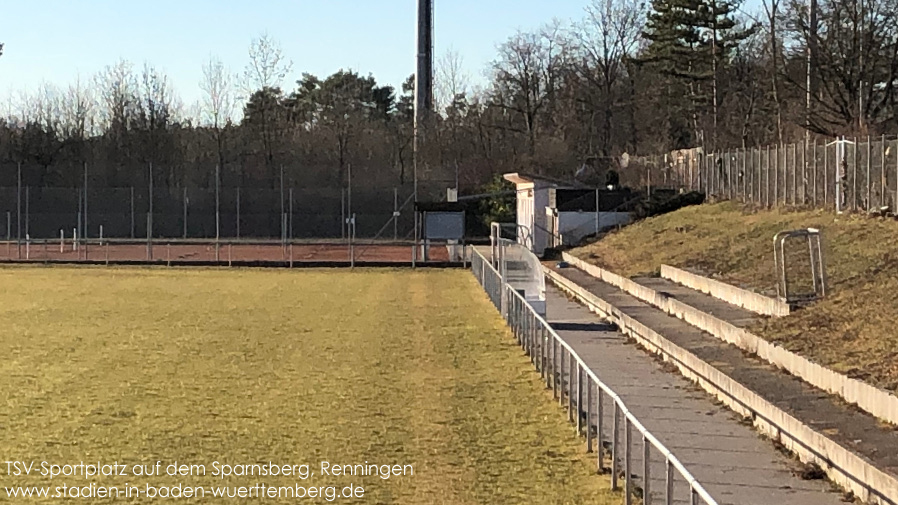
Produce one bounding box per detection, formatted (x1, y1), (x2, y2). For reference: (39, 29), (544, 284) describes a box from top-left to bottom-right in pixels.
(503, 173), (557, 256)
(504, 172), (633, 256)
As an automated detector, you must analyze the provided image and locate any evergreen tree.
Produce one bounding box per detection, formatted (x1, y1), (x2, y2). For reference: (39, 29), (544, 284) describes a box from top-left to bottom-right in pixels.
(640, 0), (752, 148)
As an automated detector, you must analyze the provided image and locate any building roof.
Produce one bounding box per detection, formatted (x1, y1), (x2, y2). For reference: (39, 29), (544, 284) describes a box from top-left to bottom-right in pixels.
(503, 172), (583, 188)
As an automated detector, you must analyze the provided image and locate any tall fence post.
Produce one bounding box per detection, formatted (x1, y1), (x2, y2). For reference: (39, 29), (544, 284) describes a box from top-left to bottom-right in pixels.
(881, 134), (886, 210)
(215, 164), (220, 260)
(813, 140), (818, 207)
(824, 140), (828, 208)
(236, 187), (241, 239)
(183, 187), (188, 239)
(853, 136), (858, 211)
(78, 190), (83, 246)
(147, 162), (153, 260)
(16, 162), (21, 259)
(792, 142), (798, 205)
(25, 186), (29, 242)
(130, 186), (135, 239)
(83, 162), (88, 241)
(280, 164), (285, 244)
(765, 145), (770, 207)
(867, 135), (872, 212)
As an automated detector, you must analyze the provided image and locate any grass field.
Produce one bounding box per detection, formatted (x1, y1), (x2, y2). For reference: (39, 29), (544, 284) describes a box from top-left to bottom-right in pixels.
(0, 267), (616, 504)
(572, 201), (898, 391)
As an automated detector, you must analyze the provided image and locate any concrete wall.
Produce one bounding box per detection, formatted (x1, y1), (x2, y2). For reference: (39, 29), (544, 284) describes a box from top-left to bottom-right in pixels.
(562, 252), (898, 428)
(556, 211), (631, 246)
(546, 266), (898, 505)
(660, 265), (790, 317)
(514, 182), (551, 256)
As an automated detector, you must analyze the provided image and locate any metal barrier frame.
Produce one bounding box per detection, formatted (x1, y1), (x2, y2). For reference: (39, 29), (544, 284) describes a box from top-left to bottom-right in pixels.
(471, 248), (719, 505)
(774, 228), (827, 304)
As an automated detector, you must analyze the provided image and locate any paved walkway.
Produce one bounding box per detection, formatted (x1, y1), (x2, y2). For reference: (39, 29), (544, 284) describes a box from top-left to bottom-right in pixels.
(546, 287), (845, 505)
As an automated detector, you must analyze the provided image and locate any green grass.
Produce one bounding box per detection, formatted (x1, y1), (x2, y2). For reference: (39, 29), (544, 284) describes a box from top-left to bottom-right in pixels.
(0, 267), (616, 504)
(573, 201), (898, 391)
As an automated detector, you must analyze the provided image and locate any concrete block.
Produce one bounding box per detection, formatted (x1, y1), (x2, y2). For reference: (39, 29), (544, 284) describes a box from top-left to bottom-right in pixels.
(659, 264), (790, 317)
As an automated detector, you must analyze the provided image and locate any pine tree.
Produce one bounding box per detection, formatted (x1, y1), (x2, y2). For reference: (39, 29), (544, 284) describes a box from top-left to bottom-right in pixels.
(640, 0), (753, 148)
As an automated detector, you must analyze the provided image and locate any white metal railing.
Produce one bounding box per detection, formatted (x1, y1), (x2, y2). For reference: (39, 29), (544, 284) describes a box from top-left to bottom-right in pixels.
(492, 237), (545, 314)
(471, 248), (719, 505)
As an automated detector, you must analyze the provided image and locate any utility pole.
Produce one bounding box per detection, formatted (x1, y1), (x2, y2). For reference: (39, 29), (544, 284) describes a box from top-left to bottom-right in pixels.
(413, 0), (434, 261)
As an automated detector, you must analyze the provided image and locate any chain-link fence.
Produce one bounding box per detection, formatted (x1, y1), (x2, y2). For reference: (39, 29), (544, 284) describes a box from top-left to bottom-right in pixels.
(631, 136), (898, 213)
(0, 179), (451, 242)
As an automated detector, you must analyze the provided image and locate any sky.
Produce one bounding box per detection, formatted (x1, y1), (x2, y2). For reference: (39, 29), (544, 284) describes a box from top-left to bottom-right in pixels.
(0, 0), (593, 110)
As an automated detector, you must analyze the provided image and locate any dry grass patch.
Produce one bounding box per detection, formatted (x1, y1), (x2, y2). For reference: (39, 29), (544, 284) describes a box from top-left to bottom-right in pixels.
(0, 266), (616, 504)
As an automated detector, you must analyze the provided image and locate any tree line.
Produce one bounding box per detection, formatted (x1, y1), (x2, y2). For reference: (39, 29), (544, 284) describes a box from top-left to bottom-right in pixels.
(1, 0), (896, 195)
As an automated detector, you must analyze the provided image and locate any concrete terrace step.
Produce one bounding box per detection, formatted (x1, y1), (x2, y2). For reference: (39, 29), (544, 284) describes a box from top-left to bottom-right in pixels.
(545, 288), (844, 505)
(547, 263), (898, 504)
(634, 276), (760, 328)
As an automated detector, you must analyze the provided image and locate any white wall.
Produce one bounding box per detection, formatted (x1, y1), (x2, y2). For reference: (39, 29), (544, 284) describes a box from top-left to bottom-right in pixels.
(557, 211), (631, 246)
(533, 185), (550, 255)
(515, 183), (535, 251)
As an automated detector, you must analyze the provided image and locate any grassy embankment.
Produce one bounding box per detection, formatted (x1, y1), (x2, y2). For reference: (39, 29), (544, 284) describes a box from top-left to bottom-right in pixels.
(573, 201), (898, 391)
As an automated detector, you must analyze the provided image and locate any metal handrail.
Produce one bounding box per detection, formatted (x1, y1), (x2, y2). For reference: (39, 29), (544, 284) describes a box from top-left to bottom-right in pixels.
(471, 248), (718, 505)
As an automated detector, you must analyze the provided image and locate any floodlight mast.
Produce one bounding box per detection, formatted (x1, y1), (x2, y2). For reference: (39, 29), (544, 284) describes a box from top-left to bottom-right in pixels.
(413, 0), (434, 261)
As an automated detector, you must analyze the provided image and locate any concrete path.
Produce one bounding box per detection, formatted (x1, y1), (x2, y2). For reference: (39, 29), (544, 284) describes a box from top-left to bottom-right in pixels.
(546, 287), (845, 505)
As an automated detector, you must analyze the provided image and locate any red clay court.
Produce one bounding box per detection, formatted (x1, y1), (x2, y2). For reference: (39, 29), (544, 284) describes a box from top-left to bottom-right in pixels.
(0, 239), (457, 265)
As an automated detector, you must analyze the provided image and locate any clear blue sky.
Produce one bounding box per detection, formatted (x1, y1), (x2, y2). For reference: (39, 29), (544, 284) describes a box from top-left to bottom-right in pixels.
(0, 0), (592, 108)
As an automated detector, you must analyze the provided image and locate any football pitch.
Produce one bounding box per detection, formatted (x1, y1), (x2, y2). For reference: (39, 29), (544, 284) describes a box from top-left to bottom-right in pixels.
(0, 267), (615, 504)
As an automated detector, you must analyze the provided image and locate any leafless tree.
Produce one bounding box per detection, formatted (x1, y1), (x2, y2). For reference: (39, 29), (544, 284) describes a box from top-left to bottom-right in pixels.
(242, 33), (293, 95)
(491, 21), (569, 163)
(576, 0), (645, 155)
(435, 48), (470, 114)
(95, 59), (137, 139)
(242, 33), (293, 178)
(61, 75), (96, 141)
(200, 55), (237, 172)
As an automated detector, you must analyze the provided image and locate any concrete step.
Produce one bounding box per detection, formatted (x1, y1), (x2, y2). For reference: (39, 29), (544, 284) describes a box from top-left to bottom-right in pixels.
(546, 263), (898, 504)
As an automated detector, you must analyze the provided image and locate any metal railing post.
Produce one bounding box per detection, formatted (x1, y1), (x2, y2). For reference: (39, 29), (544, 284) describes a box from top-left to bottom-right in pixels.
(557, 343), (563, 405)
(625, 418), (632, 505)
(612, 403), (619, 490)
(576, 363), (582, 434)
(586, 378), (593, 452)
(597, 386), (604, 471)
(551, 335), (557, 395)
(644, 435), (652, 505)
(666, 460), (674, 505)
(568, 353), (575, 423)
